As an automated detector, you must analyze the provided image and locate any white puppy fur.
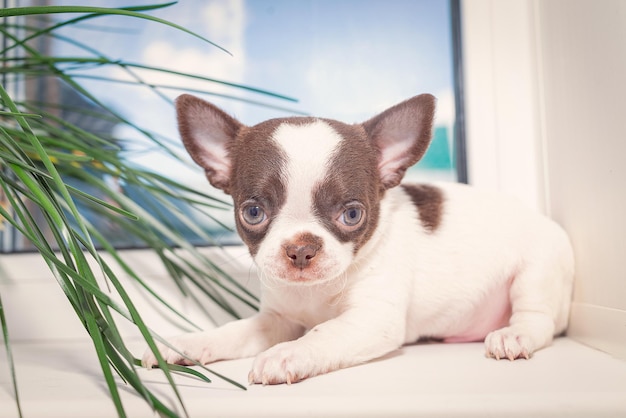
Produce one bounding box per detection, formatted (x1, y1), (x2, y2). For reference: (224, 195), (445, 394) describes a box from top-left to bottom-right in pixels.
(142, 94), (574, 385)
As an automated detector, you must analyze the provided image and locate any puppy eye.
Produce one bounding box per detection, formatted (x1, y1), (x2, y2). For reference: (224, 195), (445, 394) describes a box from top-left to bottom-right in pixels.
(241, 204), (267, 226)
(339, 204), (364, 227)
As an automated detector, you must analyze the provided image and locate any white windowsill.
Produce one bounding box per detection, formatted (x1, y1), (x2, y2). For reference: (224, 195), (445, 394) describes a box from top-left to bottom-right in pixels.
(1, 248), (625, 417)
(2, 337), (625, 417)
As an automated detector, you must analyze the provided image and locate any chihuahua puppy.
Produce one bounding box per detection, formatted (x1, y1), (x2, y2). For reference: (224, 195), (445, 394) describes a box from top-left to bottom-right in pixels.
(142, 94), (574, 385)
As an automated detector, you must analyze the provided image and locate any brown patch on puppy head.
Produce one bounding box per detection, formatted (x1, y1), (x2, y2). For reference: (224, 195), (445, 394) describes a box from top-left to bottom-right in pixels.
(313, 120), (382, 252)
(401, 184), (445, 233)
(229, 119), (289, 256)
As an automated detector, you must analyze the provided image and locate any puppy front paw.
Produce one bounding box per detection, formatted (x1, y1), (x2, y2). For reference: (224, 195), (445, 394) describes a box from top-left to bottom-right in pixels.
(248, 341), (321, 385)
(141, 332), (214, 369)
(484, 327), (533, 361)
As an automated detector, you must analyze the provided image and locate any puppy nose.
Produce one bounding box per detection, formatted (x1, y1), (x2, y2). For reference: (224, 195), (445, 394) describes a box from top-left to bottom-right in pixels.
(285, 244), (319, 269)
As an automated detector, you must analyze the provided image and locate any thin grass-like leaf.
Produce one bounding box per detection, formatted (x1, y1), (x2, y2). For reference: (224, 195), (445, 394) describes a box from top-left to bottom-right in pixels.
(131, 358), (212, 384)
(0, 4), (231, 55)
(71, 73), (308, 114)
(0, 3), (178, 57)
(0, 110), (41, 118)
(0, 27), (184, 161)
(85, 311), (127, 417)
(66, 186), (139, 221)
(0, 294), (23, 418)
(5, 56), (298, 104)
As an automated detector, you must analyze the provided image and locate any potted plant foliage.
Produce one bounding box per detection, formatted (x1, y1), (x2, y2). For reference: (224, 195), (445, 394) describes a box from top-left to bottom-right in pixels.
(0, 3), (294, 416)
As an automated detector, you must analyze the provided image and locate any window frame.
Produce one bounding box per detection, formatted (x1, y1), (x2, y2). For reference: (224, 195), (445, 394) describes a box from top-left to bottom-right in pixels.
(460, 0), (546, 212)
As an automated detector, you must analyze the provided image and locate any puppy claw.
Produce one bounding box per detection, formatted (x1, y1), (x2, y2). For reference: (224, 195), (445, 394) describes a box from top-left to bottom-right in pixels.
(485, 327), (537, 361)
(249, 341), (318, 385)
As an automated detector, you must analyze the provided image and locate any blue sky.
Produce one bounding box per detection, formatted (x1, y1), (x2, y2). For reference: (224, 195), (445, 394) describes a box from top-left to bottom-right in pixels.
(53, 0), (456, 183)
(242, 0), (454, 122)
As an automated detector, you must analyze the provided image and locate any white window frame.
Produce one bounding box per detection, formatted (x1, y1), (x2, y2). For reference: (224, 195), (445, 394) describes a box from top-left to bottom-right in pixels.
(461, 0), (546, 213)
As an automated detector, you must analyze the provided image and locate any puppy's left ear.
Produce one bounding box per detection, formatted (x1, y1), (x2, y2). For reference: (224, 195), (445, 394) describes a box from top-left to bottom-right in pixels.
(362, 94), (436, 189)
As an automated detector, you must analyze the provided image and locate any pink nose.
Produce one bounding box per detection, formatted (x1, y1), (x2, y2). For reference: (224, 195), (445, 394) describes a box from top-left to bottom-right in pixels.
(285, 244), (319, 269)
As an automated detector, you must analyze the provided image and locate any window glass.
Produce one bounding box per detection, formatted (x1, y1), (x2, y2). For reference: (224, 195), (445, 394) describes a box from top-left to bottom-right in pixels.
(2, 0), (462, 250)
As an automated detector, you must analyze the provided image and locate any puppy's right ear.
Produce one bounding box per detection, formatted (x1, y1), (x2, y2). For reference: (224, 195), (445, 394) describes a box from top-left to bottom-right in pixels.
(176, 94), (243, 194)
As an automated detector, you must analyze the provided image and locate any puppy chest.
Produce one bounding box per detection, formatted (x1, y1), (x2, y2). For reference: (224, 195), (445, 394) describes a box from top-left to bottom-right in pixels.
(265, 289), (344, 330)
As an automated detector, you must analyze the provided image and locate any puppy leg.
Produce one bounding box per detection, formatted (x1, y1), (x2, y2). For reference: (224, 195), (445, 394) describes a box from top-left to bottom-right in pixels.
(248, 306), (405, 385)
(142, 311), (304, 368)
(485, 249), (573, 360)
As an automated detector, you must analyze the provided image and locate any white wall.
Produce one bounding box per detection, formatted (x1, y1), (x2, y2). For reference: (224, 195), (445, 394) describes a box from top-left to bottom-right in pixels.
(535, 0), (626, 359)
(462, 0), (626, 359)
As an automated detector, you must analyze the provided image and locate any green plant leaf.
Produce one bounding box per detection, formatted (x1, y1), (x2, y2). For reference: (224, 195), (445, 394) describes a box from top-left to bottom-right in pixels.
(0, 4), (232, 56)
(0, 294), (23, 418)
